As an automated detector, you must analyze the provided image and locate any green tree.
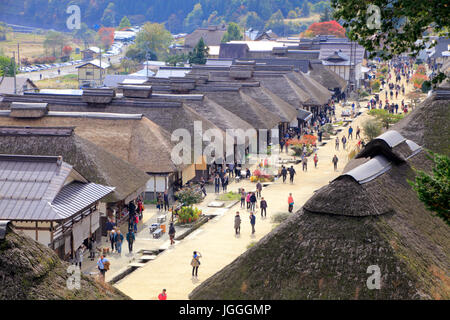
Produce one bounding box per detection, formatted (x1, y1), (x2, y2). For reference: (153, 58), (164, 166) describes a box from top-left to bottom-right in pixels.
(0, 55), (17, 77)
(166, 53), (187, 66)
(43, 31), (67, 57)
(368, 109), (404, 129)
(0, 22), (12, 41)
(125, 45), (156, 62)
(243, 12), (265, 30)
(362, 119), (382, 141)
(101, 2), (116, 27)
(73, 23), (98, 49)
(135, 22), (173, 59)
(332, 0), (450, 84)
(265, 9), (285, 35)
(188, 38), (208, 65)
(319, 7), (331, 22)
(409, 152), (450, 225)
(300, 2), (310, 18)
(184, 3), (204, 33)
(119, 16), (131, 29)
(222, 22), (243, 42)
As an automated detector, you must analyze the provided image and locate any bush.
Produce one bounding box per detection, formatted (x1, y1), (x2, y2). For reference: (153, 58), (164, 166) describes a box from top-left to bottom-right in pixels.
(175, 188), (203, 206)
(177, 206), (202, 224)
(216, 191), (241, 201)
(362, 119), (382, 141)
(369, 109), (404, 129)
(371, 79), (381, 92)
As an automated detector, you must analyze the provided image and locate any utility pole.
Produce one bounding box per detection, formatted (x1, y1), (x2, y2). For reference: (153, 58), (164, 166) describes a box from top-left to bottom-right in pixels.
(12, 51), (17, 94)
(17, 43), (20, 71)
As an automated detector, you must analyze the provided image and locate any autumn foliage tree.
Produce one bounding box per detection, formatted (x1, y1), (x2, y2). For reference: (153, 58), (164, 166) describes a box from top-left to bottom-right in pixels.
(301, 20), (346, 38)
(98, 27), (115, 50)
(62, 45), (72, 56)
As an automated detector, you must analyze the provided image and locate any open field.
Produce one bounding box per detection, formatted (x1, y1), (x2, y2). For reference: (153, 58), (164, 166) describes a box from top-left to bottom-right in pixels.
(284, 13), (321, 25)
(35, 74), (78, 89)
(0, 32), (81, 61)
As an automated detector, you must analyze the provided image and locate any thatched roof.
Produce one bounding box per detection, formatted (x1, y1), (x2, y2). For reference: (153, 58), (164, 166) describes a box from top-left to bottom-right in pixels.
(205, 90), (281, 129)
(190, 149), (449, 300)
(241, 86), (298, 123)
(185, 26), (227, 48)
(285, 71), (332, 106)
(189, 94), (450, 299)
(0, 224), (130, 300)
(0, 112), (179, 174)
(0, 127), (148, 203)
(309, 62), (348, 91)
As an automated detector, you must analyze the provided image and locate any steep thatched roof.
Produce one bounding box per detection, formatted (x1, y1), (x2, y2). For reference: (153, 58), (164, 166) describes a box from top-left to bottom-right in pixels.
(205, 90), (281, 129)
(190, 150), (449, 300)
(285, 71), (332, 106)
(185, 26), (227, 48)
(189, 93), (450, 300)
(0, 113), (179, 174)
(0, 224), (130, 300)
(241, 86), (298, 123)
(309, 62), (348, 91)
(0, 127), (148, 203)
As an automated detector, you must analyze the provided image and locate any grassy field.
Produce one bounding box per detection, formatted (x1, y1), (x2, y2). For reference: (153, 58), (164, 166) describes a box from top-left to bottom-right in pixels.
(35, 74), (78, 89)
(0, 32), (81, 61)
(284, 13), (321, 25)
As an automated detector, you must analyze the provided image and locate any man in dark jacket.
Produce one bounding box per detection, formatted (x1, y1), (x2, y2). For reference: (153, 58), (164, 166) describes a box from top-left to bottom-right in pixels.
(163, 190), (169, 211)
(214, 174), (220, 193)
(250, 192), (257, 211)
(256, 182), (262, 198)
(249, 212), (256, 234)
(281, 166), (287, 183)
(126, 230), (135, 253)
(260, 197), (267, 218)
(289, 166), (296, 184)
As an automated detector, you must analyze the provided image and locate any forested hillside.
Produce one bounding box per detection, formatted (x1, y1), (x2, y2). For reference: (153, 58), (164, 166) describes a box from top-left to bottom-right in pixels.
(0, 0), (331, 34)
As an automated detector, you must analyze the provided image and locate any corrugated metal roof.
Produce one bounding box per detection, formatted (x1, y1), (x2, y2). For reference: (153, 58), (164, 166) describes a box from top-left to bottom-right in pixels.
(0, 155), (114, 221)
(336, 155), (392, 184)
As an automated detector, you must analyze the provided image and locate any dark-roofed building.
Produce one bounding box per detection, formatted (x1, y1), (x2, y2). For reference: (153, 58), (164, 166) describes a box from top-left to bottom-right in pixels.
(184, 25), (227, 49)
(219, 43), (250, 59)
(0, 77), (38, 95)
(0, 154), (114, 260)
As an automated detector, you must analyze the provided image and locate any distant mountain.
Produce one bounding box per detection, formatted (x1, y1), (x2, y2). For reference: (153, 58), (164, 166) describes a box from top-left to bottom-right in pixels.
(0, 0), (330, 35)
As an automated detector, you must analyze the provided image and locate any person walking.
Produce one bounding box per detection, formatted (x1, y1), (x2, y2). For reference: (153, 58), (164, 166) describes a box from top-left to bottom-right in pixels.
(158, 289), (167, 300)
(234, 211), (241, 235)
(313, 153), (318, 168)
(126, 229), (135, 253)
(88, 234), (96, 261)
(356, 126), (361, 139)
(332, 154), (339, 171)
(246, 192), (251, 210)
(168, 222), (176, 245)
(281, 166), (287, 183)
(214, 174), (220, 194)
(200, 178), (207, 197)
(348, 126), (353, 140)
(249, 212), (256, 234)
(191, 251), (202, 278)
(75, 245), (84, 268)
(302, 156), (308, 172)
(250, 192), (257, 211)
(163, 190), (170, 211)
(222, 174), (228, 192)
(137, 198), (144, 221)
(260, 197), (267, 218)
(288, 193), (294, 213)
(256, 182), (262, 198)
(240, 188), (246, 208)
(115, 230), (124, 255)
(341, 136), (347, 150)
(133, 213), (139, 233)
(157, 192), (163, 212)
(109, 229), (116, 252)
(97, 255), (109, 283)
(335, 137), (340, 151)
(288, 165), (296, 184)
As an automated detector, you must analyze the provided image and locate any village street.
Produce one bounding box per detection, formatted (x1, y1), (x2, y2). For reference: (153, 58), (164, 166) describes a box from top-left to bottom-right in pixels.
(112, 98), (377, 300)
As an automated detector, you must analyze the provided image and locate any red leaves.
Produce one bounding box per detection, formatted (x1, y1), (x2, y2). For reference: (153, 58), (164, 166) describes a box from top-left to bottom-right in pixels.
(305, 20), (346, 38)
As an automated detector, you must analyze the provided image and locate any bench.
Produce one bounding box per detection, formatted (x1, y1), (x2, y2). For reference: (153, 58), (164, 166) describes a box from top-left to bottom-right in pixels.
(157, 215), (166, 224)
(153, 228), (163, 239)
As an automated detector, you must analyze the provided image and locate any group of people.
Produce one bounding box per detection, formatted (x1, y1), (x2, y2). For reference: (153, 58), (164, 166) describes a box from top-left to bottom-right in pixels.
(239, 186), (268, 218)
(280, 165), (296, 183)
(156, 190), (170, 211)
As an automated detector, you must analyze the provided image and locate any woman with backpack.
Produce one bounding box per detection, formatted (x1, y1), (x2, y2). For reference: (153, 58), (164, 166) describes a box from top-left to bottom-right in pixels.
(191, 251), (202, 279)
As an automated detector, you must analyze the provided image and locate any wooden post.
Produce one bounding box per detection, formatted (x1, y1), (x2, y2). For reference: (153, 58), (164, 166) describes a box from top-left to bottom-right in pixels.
(35, 221), (38, 241)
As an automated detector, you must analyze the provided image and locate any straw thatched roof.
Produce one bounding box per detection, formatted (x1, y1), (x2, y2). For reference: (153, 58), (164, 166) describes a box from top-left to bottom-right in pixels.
(189, 93), (450, 300)
(0, 127), (147, 203)
(0, 112), (179, 174)
(190, 148), (449, 300)
(285, 71), (332, 106)
(0, 224), (130, 300)
(309, 62), (348, 91)
(241, 86), (298, 123)
(205, 90), (281, 129)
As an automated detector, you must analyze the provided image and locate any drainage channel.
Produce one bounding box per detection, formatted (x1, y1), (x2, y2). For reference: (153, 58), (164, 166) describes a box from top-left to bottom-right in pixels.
(109, 214), (217, 285)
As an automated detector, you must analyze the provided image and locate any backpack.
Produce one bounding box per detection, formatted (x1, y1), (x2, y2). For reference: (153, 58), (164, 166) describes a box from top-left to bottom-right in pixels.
(103, 259), (110, 271)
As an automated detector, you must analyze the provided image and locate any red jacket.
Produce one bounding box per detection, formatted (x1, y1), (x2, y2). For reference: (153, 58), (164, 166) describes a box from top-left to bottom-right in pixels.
(158, 293), (167, 300)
